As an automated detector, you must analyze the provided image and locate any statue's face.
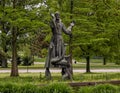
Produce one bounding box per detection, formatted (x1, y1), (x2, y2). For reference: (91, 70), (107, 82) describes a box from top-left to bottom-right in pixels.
(55, 13), (60, 20)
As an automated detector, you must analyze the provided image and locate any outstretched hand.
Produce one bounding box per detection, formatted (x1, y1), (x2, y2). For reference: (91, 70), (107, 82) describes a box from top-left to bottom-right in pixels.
(70, 21), (75, 27)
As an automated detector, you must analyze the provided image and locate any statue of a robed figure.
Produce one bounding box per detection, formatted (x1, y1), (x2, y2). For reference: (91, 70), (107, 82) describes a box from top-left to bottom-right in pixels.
(45, 12), (74, 80)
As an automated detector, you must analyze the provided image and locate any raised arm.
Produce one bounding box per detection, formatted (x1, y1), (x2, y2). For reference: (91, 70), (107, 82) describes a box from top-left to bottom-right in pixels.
(62, 22), (74, 35)
(62, 24), (71, 35)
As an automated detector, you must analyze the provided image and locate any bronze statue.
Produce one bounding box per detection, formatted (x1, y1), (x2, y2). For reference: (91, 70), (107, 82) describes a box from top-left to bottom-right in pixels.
(45, 12), (74, 79)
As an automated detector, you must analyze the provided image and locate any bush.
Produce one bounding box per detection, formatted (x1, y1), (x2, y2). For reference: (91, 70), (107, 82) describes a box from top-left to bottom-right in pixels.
(115, 60), (120, 65)
(78, 86), (92, 93)
(44, 82), (73, 93)
(22, 56), (34, 66)
(17, 56), (22, 65)
(18, 84), (39, 93)
(78, 84), (120, 93)
(92, 84), (117, 93)
(0, 83), (18, 93)
(0, 82), (73, 93)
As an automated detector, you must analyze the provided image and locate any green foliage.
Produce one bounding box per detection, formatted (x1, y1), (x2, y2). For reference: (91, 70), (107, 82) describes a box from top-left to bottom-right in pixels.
(92, 84), (117, 93)
(114, 53), (120, 65)
(0, 83), (73, 93)
(19, 83), (120, 93)
(68, 0), (120, 67)
(0, 83), (18, 93)
(0, 83), (39, 93)
(0, 83), (120, 93)
(19, 84), (39, 93)
(22, 56), (34, 66)
(44, 82), (73, 93)
(78, 84), (120, 93)
(0, 0), (120, 74)
(78, 86), (92, 93)
(73, 73), (120, 82)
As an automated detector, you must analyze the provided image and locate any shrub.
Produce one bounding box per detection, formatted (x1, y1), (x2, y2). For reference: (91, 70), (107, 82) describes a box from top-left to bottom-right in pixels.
(115, 60), (120, 65)
(0, 83), (18, 93)
(17, 56), (22, 65)
(44, 82), (73, 93)
(92, 84), (117, 93)
(78, 86), (92, 93)
(22, 56), (34, 66)
(0, 83), (73, 93)
(117, 86), (120, 93)
(18, 84), (39, 93)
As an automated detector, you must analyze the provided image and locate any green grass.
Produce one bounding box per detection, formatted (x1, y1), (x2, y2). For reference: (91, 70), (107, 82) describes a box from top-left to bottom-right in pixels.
(0, 62), (119, 70)
(6, 63), (44, 69)
(0, 73), (120, 93)
(34, 57), (45, 62)
(73, 72), (120, 82)
(77, 84), (120, 93)
(0, 72), (120, 84)
(18, 64), (44, 69)
(0, 73), (45, 85)
(77, 58), (104, 63)
(1, 58), (119, 69)
(0, 82), (73, 93)
(73, 63), (120, 69)
(17, 62), (119, 69)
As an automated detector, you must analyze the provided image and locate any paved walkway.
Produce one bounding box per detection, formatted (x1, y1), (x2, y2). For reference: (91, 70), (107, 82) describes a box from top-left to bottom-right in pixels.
(0, 69), (120, 73)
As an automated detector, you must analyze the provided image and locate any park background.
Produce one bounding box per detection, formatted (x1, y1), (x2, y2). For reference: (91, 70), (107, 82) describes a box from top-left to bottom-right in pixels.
(0, 0), (120, 93)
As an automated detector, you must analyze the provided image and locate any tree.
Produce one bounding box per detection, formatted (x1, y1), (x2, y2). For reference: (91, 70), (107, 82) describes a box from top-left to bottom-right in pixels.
(69, 0), (120, 72)
(70, 0), (97, 72)
(91, 0), (120, 65)
(11, 0), (48, 76)
(0, 0), (47, 76)
(31, 31), (49, 57)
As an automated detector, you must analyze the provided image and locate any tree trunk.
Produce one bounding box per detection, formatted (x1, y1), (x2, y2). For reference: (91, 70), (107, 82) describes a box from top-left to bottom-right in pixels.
(103, 57), (106, 65)
(10, 27), (19, 76)
(86, 56), (91, 73)
(10, 0), (19, 77)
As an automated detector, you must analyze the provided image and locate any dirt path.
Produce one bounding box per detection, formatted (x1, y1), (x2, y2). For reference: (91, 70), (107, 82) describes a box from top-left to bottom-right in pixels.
(0, 69), (120, 73)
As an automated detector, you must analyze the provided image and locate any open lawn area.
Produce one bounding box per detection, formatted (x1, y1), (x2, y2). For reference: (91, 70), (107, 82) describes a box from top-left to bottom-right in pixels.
(0, 72), (120, 84)
(2, 61), (120, 69)
(0, 72), (120, 93)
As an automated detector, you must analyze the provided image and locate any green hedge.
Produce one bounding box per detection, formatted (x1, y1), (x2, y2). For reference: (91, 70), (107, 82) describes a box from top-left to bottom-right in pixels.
(44, 83), (73, 93)
(0, 83), (73, 93)
(0, 83), (120, 93)
(78, 84), (120, 93)
(92, 84), (117, 93)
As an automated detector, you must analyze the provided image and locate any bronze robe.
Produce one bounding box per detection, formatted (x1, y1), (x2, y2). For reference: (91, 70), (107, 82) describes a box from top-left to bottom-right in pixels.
(45, 20), (71, 68)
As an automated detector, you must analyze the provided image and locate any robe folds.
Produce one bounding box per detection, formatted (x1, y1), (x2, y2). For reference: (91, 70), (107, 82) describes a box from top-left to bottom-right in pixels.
(45, 20), (71, 68)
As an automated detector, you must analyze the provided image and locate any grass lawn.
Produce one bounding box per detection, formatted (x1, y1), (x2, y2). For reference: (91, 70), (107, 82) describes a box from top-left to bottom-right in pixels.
(73, 62), (120, 69)
(34, 57), (45, 62)
(0, 61), (119, 70)
(0, 72), (120, 93)
(0, 72), (120, 85)
(32, 57), (120, 69)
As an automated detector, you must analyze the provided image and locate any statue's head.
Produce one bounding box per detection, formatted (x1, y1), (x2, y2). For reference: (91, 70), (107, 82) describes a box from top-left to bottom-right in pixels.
(55, 11), (60, 20)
